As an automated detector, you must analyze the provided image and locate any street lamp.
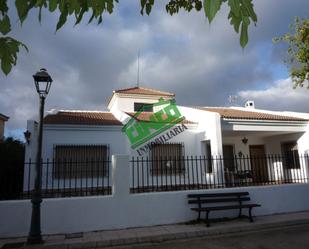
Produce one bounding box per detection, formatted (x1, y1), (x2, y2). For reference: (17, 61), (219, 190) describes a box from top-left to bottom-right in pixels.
(24, 130), (31, 145)
(27, 68), (53, 244)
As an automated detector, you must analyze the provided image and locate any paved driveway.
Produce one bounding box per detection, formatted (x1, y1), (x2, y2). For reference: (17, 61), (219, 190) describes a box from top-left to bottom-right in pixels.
(110, 224), (309, 249)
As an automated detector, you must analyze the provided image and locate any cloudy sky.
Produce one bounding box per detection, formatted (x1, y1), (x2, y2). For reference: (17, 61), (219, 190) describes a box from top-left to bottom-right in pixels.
(1, 0), (309, 139)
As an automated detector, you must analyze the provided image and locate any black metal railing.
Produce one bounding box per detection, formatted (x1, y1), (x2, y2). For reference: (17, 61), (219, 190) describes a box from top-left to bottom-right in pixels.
(130, 154), (309, 193)
(1, 154), (308, 200)
(0, 158), (112, 201)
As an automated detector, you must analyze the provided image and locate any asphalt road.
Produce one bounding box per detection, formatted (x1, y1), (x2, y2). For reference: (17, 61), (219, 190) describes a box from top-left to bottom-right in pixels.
(109, 224), (309, 249)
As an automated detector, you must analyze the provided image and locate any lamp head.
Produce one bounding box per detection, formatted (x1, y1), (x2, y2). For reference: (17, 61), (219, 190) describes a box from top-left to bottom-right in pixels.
(33, 68), (53, 97)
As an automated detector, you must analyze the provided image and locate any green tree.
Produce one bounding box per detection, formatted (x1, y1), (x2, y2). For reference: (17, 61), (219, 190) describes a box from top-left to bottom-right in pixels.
(0, 137), (25, 200)
(0, 0), (257, 76)
(273, 17), (309, 88)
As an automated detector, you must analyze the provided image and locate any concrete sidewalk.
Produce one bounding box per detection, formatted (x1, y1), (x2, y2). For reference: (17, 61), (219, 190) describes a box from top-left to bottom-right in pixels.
(1, 211), (309, 249)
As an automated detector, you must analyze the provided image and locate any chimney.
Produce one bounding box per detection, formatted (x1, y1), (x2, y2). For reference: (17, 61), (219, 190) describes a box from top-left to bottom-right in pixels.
(245, 100), (255, 109)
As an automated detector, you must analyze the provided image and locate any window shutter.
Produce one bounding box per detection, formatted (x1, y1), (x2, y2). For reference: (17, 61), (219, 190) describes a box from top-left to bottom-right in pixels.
(151, 143), (184, 175)
(54, 145), (108, 179)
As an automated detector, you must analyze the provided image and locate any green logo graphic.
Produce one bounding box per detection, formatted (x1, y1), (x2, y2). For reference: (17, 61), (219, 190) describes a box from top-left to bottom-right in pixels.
(122, 98), (184, 149)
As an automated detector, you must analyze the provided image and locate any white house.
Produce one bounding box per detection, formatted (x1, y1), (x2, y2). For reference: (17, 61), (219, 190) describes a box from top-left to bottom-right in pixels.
(1, 86), (309, 238)
(24, 86), (309, 193)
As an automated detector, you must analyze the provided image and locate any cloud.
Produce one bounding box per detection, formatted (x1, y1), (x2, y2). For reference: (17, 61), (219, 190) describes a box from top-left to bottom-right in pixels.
(238, 78), (309, 112)
(1, 0), (308, 138)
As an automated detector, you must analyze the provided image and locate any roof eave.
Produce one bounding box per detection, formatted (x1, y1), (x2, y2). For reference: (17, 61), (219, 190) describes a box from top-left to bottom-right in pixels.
(222, 118), (308, 124)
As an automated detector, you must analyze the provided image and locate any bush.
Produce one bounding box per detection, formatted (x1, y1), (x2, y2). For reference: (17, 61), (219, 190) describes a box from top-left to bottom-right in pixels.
(0, 137), (25, 200)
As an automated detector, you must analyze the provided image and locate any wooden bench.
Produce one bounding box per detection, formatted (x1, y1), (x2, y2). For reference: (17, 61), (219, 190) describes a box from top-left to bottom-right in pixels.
(188, 192), (261, 226)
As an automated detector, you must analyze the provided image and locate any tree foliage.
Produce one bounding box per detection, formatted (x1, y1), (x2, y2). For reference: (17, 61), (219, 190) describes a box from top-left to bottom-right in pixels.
(274, 18), (309, 88)
(0, 137), (25, 162)
(0, 137), (25, 199)
(0, 0), (257, 76)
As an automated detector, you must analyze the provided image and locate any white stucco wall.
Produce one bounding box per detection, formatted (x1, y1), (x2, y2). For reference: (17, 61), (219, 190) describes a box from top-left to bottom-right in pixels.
(177, 107), (223, 155)
(2, 155), (309, 238)
(41, 125), (129, 158)
(298, 126), (309, 154)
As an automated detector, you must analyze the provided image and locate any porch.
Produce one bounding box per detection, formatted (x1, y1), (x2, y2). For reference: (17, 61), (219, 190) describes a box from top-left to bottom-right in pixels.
(221, 130), (308, 186)
(130, 154), (309, 193)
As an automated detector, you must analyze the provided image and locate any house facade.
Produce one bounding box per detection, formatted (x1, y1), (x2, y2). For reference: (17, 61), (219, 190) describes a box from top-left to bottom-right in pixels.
(24, 86), (309, 191)
(0, 113), (9, 142)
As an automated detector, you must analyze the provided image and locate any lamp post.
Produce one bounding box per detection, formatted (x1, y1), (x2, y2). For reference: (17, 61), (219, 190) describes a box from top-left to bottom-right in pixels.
(27, 68), (53, 244)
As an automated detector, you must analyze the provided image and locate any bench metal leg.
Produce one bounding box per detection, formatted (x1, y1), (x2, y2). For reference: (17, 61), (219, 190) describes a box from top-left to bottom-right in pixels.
(206, 211), (210, 227)
(197, 210), (201, 221)
(238, 207), (242, 218)
(248, 207), (253, 222)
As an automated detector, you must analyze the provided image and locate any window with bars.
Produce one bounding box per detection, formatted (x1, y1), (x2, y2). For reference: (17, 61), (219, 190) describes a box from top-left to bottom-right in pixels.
(54, 145), (109, 179)
(151, 143), (184, 175)
(281, 142), (300, 169)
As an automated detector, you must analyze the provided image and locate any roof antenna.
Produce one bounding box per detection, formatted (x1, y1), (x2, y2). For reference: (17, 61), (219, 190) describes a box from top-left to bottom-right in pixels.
(228, 95), (238, 106)
(137, 50), (140, 87)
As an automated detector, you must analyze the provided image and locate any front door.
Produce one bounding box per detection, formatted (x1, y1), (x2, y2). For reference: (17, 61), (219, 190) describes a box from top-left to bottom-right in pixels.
(249, 145), (268, 183)
(223, 145), (235, 171)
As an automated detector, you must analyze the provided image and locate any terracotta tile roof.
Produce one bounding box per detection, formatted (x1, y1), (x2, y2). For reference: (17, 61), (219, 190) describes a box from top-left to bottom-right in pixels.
(126, 112), (195, 124)
(44, 111), (122, 125)
(198, 107), (308, 121)
(114, 86), (175, 97)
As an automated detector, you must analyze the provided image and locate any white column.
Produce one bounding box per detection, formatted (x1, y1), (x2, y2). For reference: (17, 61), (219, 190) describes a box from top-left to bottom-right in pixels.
(209, 113), (225, 186)
(112, 154), (130, 198)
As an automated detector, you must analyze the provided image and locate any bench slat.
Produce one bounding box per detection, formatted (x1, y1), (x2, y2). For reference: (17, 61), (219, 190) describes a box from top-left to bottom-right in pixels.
(188, 197), (250, 204)
(188, 192), (249, 198)
(191, 203), (261, 212)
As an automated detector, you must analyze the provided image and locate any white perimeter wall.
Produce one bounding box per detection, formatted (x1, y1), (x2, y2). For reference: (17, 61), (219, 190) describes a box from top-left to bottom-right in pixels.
(1, 155), (309, 238)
